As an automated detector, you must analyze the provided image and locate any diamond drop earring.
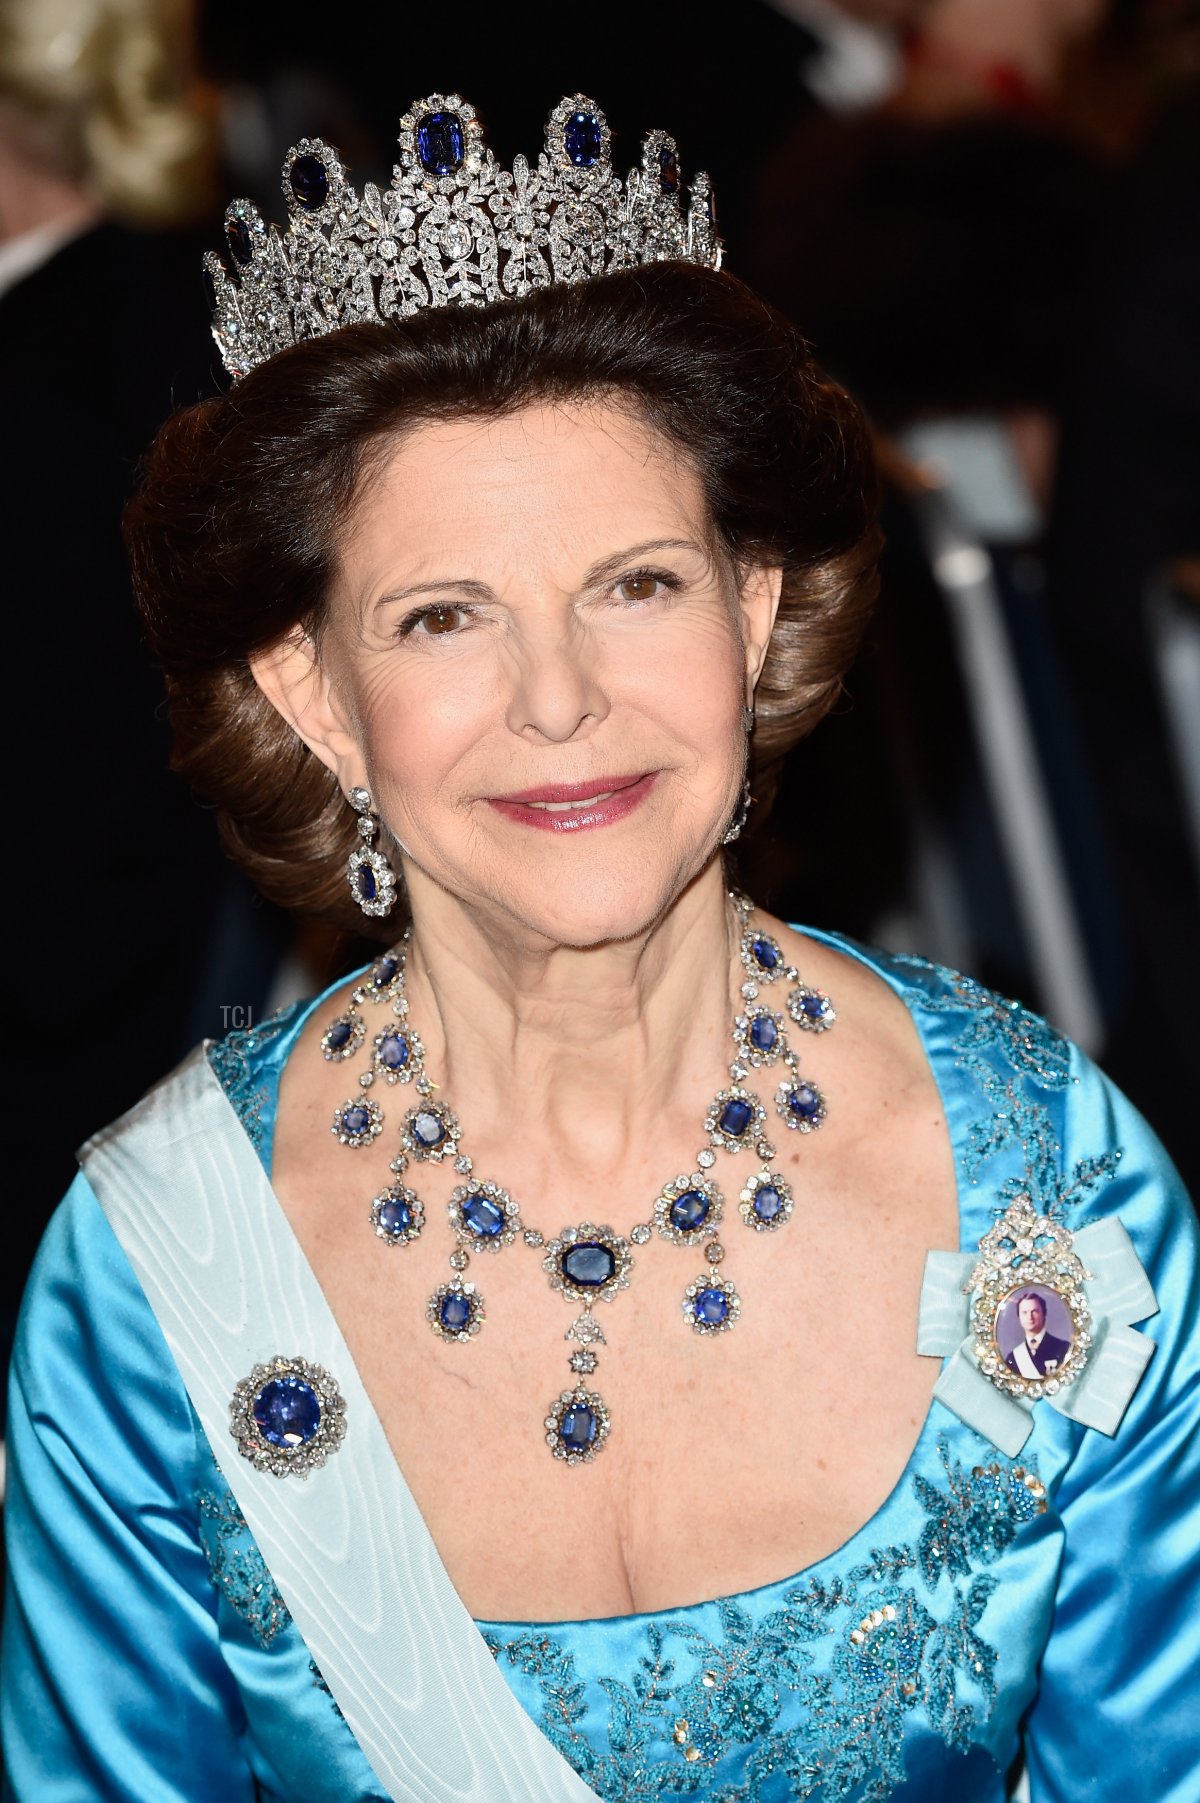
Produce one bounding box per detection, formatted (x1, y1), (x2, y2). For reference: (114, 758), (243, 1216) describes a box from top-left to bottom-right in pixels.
(346, 788), (398, 917)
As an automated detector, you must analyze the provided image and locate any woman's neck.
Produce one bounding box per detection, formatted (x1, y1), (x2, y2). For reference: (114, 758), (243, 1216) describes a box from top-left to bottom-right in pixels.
(399, 862), (742, 1167)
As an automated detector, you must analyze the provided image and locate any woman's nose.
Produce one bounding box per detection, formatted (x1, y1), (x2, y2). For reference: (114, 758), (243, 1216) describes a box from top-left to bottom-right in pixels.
(503, 623), (611, 744)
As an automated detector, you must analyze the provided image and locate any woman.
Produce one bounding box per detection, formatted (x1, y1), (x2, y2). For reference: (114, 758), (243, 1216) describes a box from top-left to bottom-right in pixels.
(2, 92), (1196, 1802)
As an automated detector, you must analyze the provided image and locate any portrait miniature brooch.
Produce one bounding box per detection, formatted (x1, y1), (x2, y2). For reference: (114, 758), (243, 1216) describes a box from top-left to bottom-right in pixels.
(918, 1195), (1157, 1457)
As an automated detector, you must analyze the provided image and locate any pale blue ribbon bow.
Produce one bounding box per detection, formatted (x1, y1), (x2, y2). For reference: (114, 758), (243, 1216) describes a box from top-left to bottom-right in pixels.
(918, 1217), (1158, 1457)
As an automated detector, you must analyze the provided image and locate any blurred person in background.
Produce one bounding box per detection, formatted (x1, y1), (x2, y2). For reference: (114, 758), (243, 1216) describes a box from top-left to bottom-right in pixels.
(1045, 69), (1200, 1197)
(743, 0), (1199, 1194)
(0, 0), (288, 1377)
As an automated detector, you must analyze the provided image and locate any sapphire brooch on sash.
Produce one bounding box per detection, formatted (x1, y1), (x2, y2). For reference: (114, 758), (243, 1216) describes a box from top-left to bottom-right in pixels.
(230, 1356), (348, 1478)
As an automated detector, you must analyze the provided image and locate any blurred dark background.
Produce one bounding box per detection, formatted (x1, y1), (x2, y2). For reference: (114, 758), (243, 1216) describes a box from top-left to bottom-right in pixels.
(2, 0), (1198, 1403)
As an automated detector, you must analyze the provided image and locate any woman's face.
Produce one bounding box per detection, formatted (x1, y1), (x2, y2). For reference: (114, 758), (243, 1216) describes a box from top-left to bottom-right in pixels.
(273, 401), (779, 948)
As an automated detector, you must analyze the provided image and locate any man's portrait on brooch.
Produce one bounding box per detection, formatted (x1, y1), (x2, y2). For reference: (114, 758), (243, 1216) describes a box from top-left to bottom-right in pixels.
(995, 1286), (1075, 1381)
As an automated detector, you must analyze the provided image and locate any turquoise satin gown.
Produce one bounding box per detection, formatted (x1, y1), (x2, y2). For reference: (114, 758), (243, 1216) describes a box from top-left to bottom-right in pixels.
(3, 933), (1198, 1800)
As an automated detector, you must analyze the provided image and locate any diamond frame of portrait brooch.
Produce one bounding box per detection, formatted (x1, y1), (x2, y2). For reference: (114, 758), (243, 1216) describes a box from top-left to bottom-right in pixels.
(918, 1190), (1159, 1458)
(967, 1197), (1093, 1401)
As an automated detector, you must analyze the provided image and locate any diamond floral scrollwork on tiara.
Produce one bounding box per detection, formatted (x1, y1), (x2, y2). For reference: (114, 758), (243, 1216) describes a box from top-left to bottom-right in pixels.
(203, 91), (723, 379)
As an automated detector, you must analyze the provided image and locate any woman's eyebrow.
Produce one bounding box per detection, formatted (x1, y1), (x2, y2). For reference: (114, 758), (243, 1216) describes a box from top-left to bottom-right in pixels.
(374, 538), (704, 612)
(581, 538), (704, 586)
(375, 576), (496, 609)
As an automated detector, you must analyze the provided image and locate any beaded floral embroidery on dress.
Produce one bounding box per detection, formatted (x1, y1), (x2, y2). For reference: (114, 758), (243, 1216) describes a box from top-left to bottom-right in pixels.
(484, 1440), (1046, 1802)
(206, 1003), (302, 1152)
(197, 1486), (290, 1648)
(888, 955), (1122, 1223)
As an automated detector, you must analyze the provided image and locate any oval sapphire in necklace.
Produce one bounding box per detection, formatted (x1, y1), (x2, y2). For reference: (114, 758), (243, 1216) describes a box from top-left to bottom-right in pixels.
(682, 1274), (740, 1335)
(788, 985), (837, 1032)
(546, 1386), (611, 1464)
(399, 1100), (460, 1162)
(428, 1279), (484, 1341)
(544, 1224), (632, 1301)
(738, 1171), (795, 1233)
(670, 1190), (709, 1233)
(372, 1029), (411, 1081)
(777, 1080), (827, 1133)
(562, 1241), (616, 1287)
(371, 1182), (424, 1246)
(322, 1012), (365, 1061)
(654, 1175), (724, 1245)
(449, 1180), (520, 1252)
(332, 1096), (384, 1148)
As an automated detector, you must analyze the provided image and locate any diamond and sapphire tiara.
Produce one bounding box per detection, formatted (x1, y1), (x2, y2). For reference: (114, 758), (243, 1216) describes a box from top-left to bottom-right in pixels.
(203, 92), (722, 379)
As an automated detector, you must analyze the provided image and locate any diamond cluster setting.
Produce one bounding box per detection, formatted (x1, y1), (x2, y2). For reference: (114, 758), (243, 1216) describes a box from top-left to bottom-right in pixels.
(230, 1356), (347, 1479)
(204, 91), (722, 380)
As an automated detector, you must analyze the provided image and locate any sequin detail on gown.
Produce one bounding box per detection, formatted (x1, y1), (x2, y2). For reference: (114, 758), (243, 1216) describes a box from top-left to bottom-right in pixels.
(482, 1440), (1046, 1802)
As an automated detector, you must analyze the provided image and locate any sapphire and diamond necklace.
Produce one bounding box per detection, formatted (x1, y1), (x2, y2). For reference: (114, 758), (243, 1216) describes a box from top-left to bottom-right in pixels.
(321, 892), (835, 1464)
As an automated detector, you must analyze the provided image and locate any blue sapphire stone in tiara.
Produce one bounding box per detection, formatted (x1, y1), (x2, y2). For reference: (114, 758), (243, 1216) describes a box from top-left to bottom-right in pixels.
(417, 110), (465, 175)
(659, 147), (679, 194)
(718, 1098), (754, 1139)
(289, 152), (329, 211)
(376, 1031), (409, 1071)
(225, 217), (253, 266)
(753, 1184), (785, 1222)
(749, 1015), (778, 1054)
(563, 110), (603, 168)
(462, 1193), (505, 1239)
(670, 1190), (710, 1233)
(693, 1287), (730, 1327)
(559, 1403), (598, 1449)
(252, 1376), (321, 1448)
(561, 1241), (616, 1288)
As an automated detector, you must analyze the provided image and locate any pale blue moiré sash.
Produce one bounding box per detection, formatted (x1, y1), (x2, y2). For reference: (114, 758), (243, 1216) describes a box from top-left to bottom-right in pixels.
(82, 1048), (598, 1803)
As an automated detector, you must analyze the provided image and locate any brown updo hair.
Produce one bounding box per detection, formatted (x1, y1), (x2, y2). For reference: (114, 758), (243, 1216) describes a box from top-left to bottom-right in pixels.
(126, 263), (879, 941)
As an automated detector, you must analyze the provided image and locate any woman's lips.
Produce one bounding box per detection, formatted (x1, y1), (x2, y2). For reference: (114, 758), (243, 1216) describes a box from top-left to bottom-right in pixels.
(486, 772), (657, 833)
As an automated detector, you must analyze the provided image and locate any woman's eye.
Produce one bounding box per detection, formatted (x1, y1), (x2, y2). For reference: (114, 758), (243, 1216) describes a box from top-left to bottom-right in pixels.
(615, 574), (669, 604)
(403, 604), (467, 637)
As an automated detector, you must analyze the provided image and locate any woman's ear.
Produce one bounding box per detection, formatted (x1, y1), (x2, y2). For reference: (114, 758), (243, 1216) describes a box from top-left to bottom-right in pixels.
(250, 630), (366, 789)
(739, 564), (784, 698)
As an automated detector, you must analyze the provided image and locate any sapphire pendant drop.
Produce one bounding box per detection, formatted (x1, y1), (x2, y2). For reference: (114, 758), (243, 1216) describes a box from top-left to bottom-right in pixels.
(428, 1278), (484, 1342)
(546, 1385), (611, 1463)
(776, 1079), (827, 1133)
(682, 1273), (740, 1334)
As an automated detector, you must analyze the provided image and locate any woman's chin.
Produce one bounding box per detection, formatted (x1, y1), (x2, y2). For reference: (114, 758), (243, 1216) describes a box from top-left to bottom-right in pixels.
(476, 854), (711, 951)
